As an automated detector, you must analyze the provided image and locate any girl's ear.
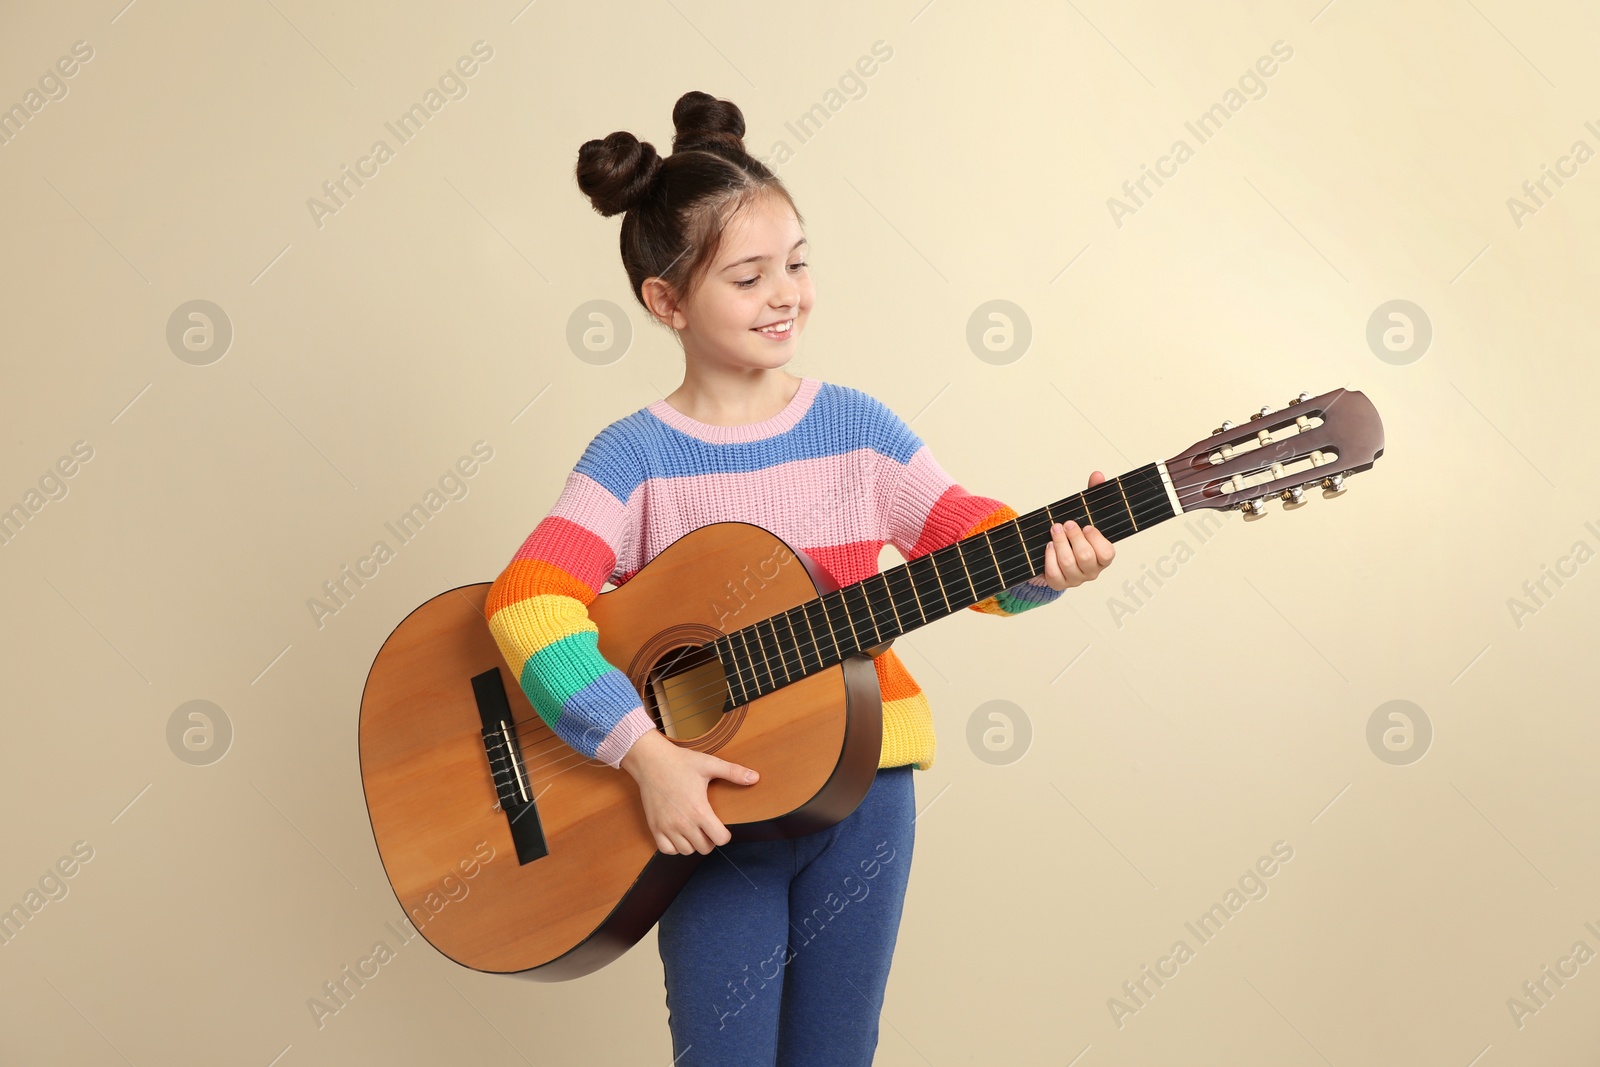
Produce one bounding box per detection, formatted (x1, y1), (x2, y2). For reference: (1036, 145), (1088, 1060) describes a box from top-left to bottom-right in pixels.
(641, 277), (686, 331)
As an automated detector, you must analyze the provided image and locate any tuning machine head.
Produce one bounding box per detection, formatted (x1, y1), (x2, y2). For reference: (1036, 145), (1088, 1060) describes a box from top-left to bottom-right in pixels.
(1281, 485), (1307, 507)
(1321, 472), (1347, 495)
(1241, 497), (1268, 518)
(1212, 419), (1235, 436)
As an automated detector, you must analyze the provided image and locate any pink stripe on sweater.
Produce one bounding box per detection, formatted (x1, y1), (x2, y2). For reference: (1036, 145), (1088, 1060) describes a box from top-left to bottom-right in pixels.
(547, 470), (629, 548)
(612, 447), (908, 574)
(646, 377), (822, 443)
(887, 445), (959, 552)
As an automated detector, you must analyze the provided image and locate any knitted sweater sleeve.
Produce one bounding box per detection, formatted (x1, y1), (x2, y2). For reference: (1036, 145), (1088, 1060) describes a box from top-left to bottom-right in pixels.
(868, 394), (1065, 617)
(484, 427), (656, 769)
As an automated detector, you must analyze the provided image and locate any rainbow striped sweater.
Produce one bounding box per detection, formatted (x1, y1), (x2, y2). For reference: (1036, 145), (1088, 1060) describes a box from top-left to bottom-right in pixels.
(485, 377), (1063, 772)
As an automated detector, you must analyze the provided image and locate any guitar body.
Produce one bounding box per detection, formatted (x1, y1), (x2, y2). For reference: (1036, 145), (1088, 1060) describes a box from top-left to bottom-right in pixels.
(358, 522), (884, 981)
(357, 387), (1385, 983)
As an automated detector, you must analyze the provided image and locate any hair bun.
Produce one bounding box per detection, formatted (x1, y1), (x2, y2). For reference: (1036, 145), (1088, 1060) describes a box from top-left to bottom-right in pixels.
(575, 131), (664, 217)
(671, 90), (747, 157)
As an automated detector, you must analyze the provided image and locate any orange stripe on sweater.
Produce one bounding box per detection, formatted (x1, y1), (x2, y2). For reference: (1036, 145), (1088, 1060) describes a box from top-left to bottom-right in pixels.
(961, 502), (1017, 537)
(873, 648), (923, 703)
(485, 558), (594, 618)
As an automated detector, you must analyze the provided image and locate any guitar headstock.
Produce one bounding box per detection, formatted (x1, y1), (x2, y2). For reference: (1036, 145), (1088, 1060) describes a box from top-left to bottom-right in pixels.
(1163, 388), (1384, 517)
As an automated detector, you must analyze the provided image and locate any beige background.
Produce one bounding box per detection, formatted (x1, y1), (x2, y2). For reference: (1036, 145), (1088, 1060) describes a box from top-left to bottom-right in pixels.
(3, 0), (1598, 1064)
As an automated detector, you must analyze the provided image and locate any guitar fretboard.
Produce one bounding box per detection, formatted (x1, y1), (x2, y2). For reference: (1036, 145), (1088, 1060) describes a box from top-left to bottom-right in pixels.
(711, 462), (1177, 707)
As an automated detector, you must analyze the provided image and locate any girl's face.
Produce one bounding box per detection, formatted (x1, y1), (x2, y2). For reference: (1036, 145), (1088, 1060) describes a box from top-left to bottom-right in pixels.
(660, 191), (813, 372)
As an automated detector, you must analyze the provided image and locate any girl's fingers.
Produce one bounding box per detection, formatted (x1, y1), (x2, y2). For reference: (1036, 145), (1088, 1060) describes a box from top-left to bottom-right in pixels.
(1086, 525), (1116, 567)
(1051, 523), (1083, 585)
(1059, 521), (1109, 581)
(1046, 518), (1117, 590)
(1062, 521), (1093, 573)
(1070, 524), (1099, 572)
(1043, 533), (1064, 588)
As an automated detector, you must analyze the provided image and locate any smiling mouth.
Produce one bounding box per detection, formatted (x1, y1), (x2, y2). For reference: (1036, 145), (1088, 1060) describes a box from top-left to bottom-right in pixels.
(752, 319), (794, 338)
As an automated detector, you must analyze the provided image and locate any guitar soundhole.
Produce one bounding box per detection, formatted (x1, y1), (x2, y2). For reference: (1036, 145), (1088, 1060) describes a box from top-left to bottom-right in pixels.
(645, 642), (730, 741)
(628, 623), (744, 753)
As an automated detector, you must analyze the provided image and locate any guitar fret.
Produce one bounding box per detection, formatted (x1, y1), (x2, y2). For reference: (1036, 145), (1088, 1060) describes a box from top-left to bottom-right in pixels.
(747, 624), (774, 693)
(1115, 475), (1138, 532)
(1089, 481), (1131, 541)
(926, 553), (952, 613)
(878, 573), (904, 634)
(740, 624), (760, 695)
(899, 565), (927, 626)
(972, 531), (1006, 599)
(1106, 478), (1141, 539)
(729, 631), (758, 704)
(761, 617), (787, 684)
(952, 541), (979, 601)
(851, 583), (882, 644)
(717, 637), (748, 707)
(1018, 512), (1054, 572)
(736, 628), (764, 696)
(992, 523), (1033, 589)
(812, 599), (843, 662)
(930, 547), (963, 611)
(782, 611), (810, 676)
(860, 574), (899, 644)
(789, 608), (818, 673)
(732, 652), (748, 710)
(758, 620), (781, 690)
(982, 531), (1007, 592)
(1010, 521), (1034, 583)
(827, 590), (860, 654)
(773, 616), (798, 682)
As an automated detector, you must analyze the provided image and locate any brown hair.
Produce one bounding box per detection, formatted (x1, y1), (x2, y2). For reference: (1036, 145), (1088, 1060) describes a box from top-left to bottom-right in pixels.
(575, 91), (802, 317)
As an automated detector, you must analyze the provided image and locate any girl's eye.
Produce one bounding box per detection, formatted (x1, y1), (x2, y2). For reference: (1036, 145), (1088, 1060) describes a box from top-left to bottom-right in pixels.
(736, 262), (805, 288)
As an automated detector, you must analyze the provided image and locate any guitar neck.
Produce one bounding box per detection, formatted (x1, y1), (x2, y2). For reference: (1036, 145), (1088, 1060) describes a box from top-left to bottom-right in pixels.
(714, 461), (1180, 706)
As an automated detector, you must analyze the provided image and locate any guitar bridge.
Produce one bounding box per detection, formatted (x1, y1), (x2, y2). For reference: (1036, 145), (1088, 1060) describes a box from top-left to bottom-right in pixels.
(471, 667), (550, 866)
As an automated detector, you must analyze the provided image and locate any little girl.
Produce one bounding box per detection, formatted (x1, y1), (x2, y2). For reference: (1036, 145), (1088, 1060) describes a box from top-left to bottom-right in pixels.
(486, 90), (1115, 1067)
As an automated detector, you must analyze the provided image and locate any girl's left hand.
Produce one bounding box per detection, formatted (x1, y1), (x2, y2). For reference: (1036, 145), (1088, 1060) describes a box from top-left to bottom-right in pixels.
(1041, 471), (1117, 591)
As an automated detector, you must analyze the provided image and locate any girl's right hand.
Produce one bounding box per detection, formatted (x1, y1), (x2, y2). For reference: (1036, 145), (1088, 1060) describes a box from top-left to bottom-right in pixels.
(618, 729), (760, 855)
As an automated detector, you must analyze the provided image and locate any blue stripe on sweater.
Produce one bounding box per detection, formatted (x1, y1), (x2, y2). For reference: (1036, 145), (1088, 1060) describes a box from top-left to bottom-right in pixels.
(573, 383), (924, 502)
(551, 668), (643, 759)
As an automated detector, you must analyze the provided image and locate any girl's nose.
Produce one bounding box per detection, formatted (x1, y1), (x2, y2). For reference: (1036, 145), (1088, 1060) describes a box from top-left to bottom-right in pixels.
(773, 274), (799, 308)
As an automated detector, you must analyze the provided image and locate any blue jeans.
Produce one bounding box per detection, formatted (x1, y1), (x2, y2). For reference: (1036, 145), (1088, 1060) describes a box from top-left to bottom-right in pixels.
(657, 765), (917, 1067)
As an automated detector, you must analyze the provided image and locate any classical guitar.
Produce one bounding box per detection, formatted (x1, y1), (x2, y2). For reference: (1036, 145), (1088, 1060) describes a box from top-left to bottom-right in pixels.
(358, 387), (1384, 981)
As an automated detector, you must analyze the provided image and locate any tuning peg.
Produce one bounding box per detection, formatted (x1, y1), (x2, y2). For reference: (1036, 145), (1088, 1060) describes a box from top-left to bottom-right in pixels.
(1322, 472), (1345, 493)
(1281, 485), (1306, 505)
(1242, 497), (1268, 515)
(1212, 419), (1234, 435)
(1294, 391), (1310, 404)
(1249, 405), (1270, 421)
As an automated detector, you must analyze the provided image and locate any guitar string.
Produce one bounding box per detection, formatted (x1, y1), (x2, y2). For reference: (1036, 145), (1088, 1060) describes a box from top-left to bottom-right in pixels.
(503, 474), (1179, 756)
(504, 471), (1289, 785)
(502, 476), (1189, 782)
(540, 472), (1206, 734)
(502, 468), (1330, 785)
(504, 472), (1261, 781)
